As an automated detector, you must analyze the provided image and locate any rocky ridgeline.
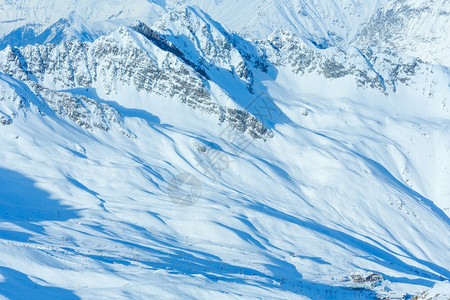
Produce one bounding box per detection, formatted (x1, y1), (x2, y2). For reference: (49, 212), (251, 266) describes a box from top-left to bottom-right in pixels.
(0, 8), (431, 137)
(0, 73), (133, 137)
(151, 7), (269, 86)
(260, 29), (421, 93)
(0, 23), (272, 139)
(0, 47), (132, 135)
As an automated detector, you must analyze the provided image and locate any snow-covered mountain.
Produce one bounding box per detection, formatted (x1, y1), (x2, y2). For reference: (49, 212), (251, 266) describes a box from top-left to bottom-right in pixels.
(0, 0), (388, 45)
(0, 1), (449, 299)
(356, 0), (450, 66)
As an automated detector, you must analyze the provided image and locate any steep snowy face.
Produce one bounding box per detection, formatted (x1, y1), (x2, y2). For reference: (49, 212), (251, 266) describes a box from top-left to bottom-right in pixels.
(149, 6), (271, 90)
(356, 0), (450, 66)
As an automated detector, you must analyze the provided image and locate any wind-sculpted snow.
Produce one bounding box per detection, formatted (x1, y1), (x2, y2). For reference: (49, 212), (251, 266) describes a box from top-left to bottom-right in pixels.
(0, 3), (449, 300)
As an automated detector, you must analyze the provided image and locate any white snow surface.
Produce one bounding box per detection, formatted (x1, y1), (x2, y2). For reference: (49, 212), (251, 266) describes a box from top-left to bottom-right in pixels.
(0, 1), (449, 300)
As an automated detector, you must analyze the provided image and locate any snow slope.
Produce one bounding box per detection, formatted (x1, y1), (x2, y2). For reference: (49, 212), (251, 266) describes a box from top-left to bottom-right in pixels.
(0, 3), (449, 300)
